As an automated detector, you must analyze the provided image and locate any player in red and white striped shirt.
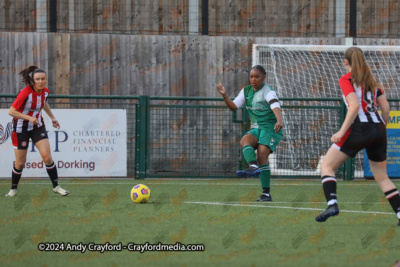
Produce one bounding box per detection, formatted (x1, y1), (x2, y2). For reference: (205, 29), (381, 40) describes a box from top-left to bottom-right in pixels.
(6, 66), (69, 197)
(315, 47), (400, 226)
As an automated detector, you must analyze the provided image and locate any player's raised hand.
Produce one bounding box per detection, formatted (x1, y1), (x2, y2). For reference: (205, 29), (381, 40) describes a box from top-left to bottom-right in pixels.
(217, 83), (227, 96)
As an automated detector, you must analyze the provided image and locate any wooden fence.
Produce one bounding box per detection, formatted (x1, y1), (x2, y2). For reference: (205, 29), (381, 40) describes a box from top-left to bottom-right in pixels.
(0, 0), (399, 38)
(1, 32), (400, 97)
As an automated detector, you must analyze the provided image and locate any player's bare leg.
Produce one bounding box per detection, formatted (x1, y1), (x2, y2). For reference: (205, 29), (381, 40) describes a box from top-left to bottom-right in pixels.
(35, 139), (69, 196)
(370, 160), (400, 226)
(5, 149), (27, 197)
(316, 147), (349, 222)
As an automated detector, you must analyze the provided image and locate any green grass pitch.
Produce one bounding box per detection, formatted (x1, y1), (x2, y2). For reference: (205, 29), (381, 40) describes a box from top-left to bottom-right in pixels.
(1, 178), (400, 267)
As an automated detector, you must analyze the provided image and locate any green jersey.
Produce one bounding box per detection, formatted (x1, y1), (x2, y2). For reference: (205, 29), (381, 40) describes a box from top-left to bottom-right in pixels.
(233, 84), (281, 131)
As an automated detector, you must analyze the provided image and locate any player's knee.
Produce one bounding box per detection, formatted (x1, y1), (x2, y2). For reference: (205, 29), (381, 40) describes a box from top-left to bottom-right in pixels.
(41, 154), (53, 165)
(14, 161), (25, 170)
(320, 162), (334, 175)
(240, 138), (248, 147)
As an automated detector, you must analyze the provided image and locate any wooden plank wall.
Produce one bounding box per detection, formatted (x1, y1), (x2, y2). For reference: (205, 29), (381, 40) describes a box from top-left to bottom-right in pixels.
(1, 0), (399, 37)
(1, 32), (346, 97)
(56, 0), (190, 35)
(207, 0), (335, 37)
(357, 0), (399, 38)
(0, 32), (52, 94)
(2, 32), (400, 97)
(0, 0), (39, 32)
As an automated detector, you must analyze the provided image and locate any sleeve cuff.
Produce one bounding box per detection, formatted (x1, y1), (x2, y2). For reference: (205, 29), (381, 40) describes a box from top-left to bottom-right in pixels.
(270, 102), (281, 109)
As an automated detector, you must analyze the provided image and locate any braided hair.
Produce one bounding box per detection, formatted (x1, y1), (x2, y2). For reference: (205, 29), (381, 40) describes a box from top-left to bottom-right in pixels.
(251, 65), (266, 76)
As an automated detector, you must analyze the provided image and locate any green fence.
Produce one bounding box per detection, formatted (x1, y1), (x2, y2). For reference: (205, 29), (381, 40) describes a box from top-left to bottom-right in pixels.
(1, 95), (399, 180)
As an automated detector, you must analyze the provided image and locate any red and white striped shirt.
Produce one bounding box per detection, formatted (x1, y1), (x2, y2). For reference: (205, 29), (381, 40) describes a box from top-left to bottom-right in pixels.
(11, 86), (49, 133)
(339, 73), (384, 124)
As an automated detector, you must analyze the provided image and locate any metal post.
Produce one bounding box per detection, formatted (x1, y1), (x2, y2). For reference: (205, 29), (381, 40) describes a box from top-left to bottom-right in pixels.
(135, 96), (150, 179)
(349, 0), (357, 37)
(49, 0), (57, 32)
(201, 0), (208, 35)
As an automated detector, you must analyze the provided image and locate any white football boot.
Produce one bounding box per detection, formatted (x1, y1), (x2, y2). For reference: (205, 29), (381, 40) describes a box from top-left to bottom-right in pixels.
(53, 186), (69, 196)
(5, 189), (18, 197)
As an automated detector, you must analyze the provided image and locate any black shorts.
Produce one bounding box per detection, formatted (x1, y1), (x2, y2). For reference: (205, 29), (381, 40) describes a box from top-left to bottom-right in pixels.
(11, 125), (48, 150)
(334, 122), (387, 162)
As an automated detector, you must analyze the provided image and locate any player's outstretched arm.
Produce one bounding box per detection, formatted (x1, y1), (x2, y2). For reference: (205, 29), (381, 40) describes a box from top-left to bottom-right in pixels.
(217, 83), (238, 111)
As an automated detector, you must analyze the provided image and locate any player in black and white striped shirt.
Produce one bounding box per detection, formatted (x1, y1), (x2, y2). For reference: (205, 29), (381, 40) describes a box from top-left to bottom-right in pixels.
(315, 47), (400, 226)
(6, 66), (69, 197)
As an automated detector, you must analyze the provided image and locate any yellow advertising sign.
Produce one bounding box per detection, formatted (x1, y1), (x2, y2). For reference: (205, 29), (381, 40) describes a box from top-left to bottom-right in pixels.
(387, 111), (400, 129)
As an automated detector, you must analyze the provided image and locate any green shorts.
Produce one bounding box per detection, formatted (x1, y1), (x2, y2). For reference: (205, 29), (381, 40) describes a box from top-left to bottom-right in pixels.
(245, 128), (283, 152)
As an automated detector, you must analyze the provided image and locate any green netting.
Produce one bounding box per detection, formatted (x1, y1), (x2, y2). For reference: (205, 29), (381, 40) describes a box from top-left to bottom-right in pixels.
(146, 98), (343, 178)
(148, 104), (243, 177)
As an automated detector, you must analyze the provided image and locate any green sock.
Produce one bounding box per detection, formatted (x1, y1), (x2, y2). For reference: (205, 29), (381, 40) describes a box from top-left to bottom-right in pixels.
(242, 145), (257, 164)
(259, 164), (271, 188)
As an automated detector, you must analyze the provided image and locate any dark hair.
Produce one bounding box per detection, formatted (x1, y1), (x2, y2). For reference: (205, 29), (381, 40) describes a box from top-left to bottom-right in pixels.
(18, 66), (46, 86)
(251, 65), (266, 76)
(344, 47), (381, 93)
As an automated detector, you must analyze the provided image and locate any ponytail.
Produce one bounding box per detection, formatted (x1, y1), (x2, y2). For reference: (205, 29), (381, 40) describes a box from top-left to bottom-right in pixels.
(344, 47), (381, 93)
(18, 66), (46, 86)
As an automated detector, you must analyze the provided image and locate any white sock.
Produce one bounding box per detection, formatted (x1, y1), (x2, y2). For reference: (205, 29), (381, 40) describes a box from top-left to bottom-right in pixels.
(327, 199), (337, 206)
(397, 212), (400, 219)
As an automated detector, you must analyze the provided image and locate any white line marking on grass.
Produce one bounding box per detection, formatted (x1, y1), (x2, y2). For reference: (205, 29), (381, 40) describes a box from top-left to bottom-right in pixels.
(233, 201), (384, 204)
(7, 182), (398, 187)
(185, 201), (393, 215)
(8, 182), (136, 185)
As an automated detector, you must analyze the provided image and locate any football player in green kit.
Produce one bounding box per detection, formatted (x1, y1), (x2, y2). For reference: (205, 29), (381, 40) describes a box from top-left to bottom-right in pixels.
(217, 65), (283, 202)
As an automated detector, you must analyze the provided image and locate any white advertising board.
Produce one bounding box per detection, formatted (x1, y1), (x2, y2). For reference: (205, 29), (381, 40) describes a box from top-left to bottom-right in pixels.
(0, 109), (127, 177)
